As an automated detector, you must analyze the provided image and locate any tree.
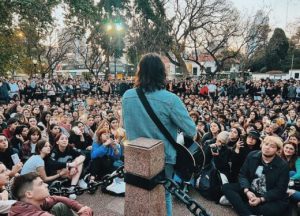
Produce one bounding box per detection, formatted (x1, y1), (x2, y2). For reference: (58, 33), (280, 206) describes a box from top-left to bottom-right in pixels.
(41, 27), (77, 77)
(127, 0), (257, 78)
(184, 8), (270, 78)
(166, 0), (233, 77)
(265, 28), (289, 70)
(74, 33), (106, 78)
(0, 0), (61, 76)
(127, 0), (172, 66)
(65, 0), (129, 79)
(0, 30), (26, 76)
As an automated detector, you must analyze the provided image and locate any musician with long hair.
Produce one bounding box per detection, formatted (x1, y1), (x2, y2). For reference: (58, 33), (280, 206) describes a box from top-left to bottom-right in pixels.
(122, 53), (196, 216)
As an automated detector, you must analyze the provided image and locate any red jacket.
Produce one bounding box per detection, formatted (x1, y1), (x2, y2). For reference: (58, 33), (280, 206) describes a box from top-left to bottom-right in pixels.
(199, 85), (208, 96)
(2, 128), (13, 141)
(9, 195), (93, 216)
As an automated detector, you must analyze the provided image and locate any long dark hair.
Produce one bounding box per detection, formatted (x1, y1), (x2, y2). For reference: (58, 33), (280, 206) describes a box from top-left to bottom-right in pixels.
(134, 53), (167, 92)
(281, 142), (297, 170)
(40, 111), (51, 127)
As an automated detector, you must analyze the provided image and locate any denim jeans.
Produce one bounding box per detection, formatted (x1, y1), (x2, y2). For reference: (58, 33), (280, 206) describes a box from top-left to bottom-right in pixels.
(165, 163), (174, 216)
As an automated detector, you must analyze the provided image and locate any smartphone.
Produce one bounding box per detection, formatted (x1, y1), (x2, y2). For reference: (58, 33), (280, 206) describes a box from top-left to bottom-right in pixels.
(11, 153), (20, 165)
(240, 134), (246, 142)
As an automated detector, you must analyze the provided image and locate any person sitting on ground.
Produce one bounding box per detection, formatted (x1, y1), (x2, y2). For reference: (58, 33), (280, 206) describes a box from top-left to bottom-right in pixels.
(9, 172), (93, 216)
(222, 136), (288, 216)
(48, 124), (61, 146)
(204, 131), (231, 179)
(229, 130), (261, 183)
(280, 142), (297, 172)
(21, 140), (70, 183)
(51, 133), (87, 199)
(10, 125), (29, 156)
(21, 127), (42, 161)
(0, 162), (16, 215)
(0, 134), (23, 177)
(89, 128), (122, 182)
(2, 117), (19, 141)
(201, 121), (222, 147)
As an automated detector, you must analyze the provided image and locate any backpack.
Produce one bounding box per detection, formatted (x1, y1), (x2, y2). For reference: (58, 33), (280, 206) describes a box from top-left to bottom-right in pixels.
(195, 161), (222, 201)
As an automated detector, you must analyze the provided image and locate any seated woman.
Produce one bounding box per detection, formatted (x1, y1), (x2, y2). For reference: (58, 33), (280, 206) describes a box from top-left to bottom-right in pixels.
(0, 162), (17, 215)
(68, 121), (93, 167)
(21, 140), (69, 182)
(229, 130), (261, 183)
(227, 127), (241, 149)
(51, 133), (87, 199)
(281, 142), (297, 172)
(201, 121), (222, 147)
(10, 125), (29, 156)
(48, 123), (61, 146)
(280, 142), (300, 204)
(38, 111), (52, 140)
(21, 126), (42, 161)
(109, 117), (126, 144)
(204, 131), (231, 180)
(69, 121), (93, 151)
(90, 128), (122, 182)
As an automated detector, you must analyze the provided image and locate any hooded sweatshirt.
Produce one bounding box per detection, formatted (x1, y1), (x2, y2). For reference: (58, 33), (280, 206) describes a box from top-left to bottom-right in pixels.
(9, 195), (93, 216)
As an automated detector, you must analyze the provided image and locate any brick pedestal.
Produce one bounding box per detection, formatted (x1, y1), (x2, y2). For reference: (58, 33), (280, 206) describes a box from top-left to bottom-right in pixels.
(124, 137), (166, 216)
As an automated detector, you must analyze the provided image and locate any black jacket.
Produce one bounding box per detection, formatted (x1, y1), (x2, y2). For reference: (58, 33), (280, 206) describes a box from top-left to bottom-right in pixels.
(204, 144), (231, 178)
(239, 150), (289, 202)
(230, 143), (261, 182)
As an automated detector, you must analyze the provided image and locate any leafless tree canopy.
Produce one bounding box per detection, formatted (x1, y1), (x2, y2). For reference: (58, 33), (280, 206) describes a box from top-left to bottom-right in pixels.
(160, 0), (270, 77)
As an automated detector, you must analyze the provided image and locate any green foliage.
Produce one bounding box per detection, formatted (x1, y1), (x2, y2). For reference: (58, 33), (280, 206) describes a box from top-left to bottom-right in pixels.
(0, 30), (26, 76)
(249, 49), (267, 72)
(281, 45), (300, 72)
(265, 28), (289, 70)
(127, 0), (172, 62)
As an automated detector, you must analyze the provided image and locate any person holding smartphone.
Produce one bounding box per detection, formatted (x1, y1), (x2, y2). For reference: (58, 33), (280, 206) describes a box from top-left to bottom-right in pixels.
(204, 131), (231, 179)
(230, 130), (261, 183)
(0, 134), (23, 177)
(89, 128), (122, 183)
(0, 162), (17, 214)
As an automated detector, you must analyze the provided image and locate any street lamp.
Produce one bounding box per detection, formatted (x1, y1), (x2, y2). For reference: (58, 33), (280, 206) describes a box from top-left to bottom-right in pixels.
(105, 21), (124, 79)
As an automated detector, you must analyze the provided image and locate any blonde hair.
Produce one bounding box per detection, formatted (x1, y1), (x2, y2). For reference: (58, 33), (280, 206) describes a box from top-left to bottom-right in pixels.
(263, 136), (283, 150)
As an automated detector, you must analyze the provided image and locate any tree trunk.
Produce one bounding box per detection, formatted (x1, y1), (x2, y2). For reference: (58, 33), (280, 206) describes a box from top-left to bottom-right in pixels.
(173, 51), (189, 78)
(105, 54), (110, 80)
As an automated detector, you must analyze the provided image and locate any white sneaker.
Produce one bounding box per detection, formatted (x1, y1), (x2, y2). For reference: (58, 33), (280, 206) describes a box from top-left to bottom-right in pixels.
(78, 179), (88, 189)
(219, 195), (231, 206)
(106, 178), (125, 194)
(69, 193), (77, 200)
(68, 186), (77, 200)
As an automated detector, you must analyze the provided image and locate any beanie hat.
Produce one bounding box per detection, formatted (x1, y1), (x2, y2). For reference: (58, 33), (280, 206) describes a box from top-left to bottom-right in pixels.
(217, 131), (230, 144)
(248, 130), (260, 140)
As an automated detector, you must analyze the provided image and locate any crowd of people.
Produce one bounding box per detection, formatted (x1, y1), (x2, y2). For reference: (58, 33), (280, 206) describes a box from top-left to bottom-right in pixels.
(0, 69), (300, 216)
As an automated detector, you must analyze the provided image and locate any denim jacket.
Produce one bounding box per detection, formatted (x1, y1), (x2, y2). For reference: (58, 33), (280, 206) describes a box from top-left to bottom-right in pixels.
(122, 88), (196, 164)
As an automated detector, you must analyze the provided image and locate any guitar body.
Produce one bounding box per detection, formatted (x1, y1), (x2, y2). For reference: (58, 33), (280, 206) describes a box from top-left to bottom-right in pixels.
(174, 141), (205, 181)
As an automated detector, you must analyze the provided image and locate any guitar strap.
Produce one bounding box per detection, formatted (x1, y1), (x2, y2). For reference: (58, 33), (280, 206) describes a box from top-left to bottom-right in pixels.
(136, 88), (178, 149)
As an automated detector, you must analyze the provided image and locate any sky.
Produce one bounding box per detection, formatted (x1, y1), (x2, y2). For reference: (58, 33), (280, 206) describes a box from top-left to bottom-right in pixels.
(231, 0), (300, 34)
(53, 0), (300, 35)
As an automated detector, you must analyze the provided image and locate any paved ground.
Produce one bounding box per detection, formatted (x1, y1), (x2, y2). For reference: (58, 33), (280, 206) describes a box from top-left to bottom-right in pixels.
(77, 188), (237, 216)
